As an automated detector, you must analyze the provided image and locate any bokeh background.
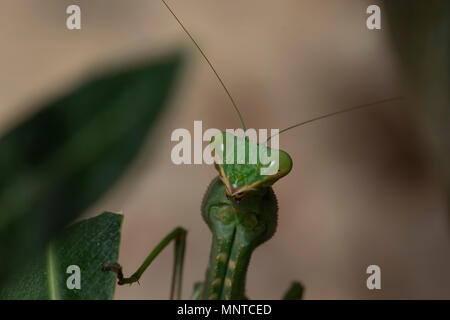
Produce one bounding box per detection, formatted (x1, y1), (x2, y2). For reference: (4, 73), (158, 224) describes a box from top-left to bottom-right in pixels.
(1, 0), (449, 299)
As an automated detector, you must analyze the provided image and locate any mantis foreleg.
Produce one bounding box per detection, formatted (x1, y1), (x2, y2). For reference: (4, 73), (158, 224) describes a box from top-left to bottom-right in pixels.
(201, 177), (279, 299)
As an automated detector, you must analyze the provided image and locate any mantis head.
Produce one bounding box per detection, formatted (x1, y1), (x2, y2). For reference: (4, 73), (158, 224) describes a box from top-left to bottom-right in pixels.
(211, 132), (292, 200)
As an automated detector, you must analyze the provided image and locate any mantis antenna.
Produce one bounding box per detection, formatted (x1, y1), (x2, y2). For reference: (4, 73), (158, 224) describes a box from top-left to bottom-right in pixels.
(265, 96), (404, 143)
(160, 1), (403, 144)
(161, 0), (247, 131)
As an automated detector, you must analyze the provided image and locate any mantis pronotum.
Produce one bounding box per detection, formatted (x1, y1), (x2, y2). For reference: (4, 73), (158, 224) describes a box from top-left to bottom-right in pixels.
(102, 0), (402, 300)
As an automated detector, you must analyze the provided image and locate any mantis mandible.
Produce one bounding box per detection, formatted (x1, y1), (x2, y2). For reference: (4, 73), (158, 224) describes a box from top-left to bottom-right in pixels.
(102, 0), (402, 300)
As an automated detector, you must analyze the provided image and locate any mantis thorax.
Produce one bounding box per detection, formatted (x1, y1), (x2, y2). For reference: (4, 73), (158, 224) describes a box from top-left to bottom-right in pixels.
(199, 132), (291, 299)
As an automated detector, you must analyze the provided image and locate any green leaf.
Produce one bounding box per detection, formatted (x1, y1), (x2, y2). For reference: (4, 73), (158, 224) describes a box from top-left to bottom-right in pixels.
(0, 212), (123, 300)
(0, 53), (183, 285)
(282, 281), (304, 300)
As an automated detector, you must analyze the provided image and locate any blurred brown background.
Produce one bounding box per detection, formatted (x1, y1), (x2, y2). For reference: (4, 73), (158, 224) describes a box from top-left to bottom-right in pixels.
(1, 0), (449, 299)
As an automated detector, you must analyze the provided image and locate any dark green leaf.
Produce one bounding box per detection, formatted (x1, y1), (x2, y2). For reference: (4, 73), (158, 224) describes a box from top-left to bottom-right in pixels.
(0, 54), (183, 285)
(0, 212), (123, 299)
(282, 281), (304, 300)
(385, 1), (450, 210)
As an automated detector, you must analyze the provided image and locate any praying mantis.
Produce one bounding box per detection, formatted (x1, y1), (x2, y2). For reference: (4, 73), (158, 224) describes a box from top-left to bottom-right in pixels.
(102, 0), (402, 300)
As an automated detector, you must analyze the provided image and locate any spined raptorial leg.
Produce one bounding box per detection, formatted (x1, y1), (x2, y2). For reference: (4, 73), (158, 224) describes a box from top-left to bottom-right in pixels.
(102, 227), (187, 300)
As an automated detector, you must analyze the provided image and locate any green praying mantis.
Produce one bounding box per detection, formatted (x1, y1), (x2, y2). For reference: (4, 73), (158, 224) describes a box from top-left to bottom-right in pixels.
(102, 0), (402, 300)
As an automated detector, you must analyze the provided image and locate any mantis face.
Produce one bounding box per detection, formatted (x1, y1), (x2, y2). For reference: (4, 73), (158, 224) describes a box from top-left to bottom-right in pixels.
(211, 132), (292, 200)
